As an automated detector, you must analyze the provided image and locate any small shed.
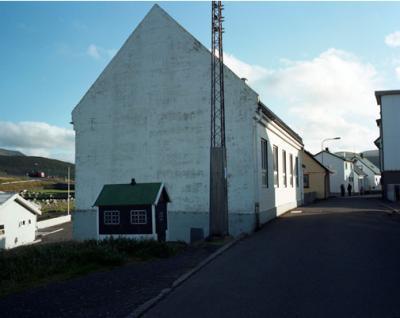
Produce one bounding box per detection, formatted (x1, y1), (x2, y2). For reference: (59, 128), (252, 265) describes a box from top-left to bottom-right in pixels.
(0, 192), (42, 249)
(93, 179), (170, 241)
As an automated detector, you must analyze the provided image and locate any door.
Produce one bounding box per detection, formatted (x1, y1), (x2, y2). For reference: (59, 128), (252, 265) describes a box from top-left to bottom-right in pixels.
(155, 203), (167, 242)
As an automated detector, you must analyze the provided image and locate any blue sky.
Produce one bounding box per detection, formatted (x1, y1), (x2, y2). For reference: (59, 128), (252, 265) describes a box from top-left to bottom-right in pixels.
(1, 1), (400, 162)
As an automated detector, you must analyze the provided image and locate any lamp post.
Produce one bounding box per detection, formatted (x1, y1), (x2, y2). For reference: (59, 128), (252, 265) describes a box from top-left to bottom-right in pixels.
(321, 137), (341, 165)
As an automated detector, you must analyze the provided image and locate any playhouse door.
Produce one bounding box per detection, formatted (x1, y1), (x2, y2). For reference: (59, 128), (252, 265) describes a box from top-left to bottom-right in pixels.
(156, 203), (167, 242)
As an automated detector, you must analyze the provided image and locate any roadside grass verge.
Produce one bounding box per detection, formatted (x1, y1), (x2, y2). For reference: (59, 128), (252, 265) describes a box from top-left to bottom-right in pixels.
(0, 239), (186, 297)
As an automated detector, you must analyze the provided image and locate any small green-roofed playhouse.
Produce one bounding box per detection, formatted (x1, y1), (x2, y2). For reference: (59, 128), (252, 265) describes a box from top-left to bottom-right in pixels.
(93, 179), (170, 241)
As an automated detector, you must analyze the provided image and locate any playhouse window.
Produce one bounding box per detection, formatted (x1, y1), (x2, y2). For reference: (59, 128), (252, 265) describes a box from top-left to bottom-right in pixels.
(104, 210), (120, 225)
(131, 210), (147, 225)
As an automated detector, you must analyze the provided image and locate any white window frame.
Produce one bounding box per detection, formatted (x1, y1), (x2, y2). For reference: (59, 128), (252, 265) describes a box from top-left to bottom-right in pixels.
(130, 210), (147, 225)
(261, 138), (269, 187)
(273, 145), (279, 187)
(289, 154), (294, 187)
(104, 210), (120, 225)
(282, 150), (287, 188)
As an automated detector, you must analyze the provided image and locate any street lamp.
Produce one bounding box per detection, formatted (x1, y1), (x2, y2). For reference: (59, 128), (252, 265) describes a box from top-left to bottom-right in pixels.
(321, 137), (341, 165)
(321, 137), (341, 151)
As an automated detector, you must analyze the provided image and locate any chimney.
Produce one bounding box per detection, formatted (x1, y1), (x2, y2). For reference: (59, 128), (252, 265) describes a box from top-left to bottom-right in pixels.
(360, 153), (364, 158)
(131, 178), (136, 185)
(325, 147), (329, 152)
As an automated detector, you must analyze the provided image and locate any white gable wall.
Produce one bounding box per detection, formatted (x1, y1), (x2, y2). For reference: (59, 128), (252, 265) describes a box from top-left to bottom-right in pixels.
(72, 6), (258, 242)
(0, 198), (37, 249)
(315, 153), (347, 194)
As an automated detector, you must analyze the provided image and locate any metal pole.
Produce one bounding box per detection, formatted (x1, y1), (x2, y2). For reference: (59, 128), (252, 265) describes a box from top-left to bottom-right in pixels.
(67, 166), (70, 215)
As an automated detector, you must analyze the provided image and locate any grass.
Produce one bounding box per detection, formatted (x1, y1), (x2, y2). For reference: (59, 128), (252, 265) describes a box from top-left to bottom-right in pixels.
(38, 200), (75, 220)
(0, 239), (186, 297)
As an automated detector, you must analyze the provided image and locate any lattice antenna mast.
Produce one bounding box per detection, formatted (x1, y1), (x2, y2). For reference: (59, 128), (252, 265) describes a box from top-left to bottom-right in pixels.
(209, 0), (229, 237)
(211, 0), (226, 148)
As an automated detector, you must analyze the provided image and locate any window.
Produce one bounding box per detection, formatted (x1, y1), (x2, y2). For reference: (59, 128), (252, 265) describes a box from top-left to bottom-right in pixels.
(261, 139), (269, 187)
(295, 157), (299, 187)
(104, 210), (120, 225)
(273, 145), (279, 187)
(304, 174), (310, 188)
(282, 150), (287, 187)
(130, 210), (147, 225)
(0, 225), (4, 235)
(289, 154), (294, 187)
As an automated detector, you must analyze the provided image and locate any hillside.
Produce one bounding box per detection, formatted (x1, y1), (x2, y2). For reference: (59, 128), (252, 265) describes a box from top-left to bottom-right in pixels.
(0, 148), (25, 156)
(0, 155), (74, 178)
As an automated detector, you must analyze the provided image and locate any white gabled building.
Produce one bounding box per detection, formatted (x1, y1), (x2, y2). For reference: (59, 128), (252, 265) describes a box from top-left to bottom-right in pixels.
(0, 192), (41, 249)
(315, 150), (354, 195)
(336, 152), (381, 192)
(72, 5), (304, 243)
(375, 90), (400, 201)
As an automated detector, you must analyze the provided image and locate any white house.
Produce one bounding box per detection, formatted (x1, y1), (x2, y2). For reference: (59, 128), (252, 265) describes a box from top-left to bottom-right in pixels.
(71, 5), (304, 243)
(0, 192), (41, 249)
(375, 90), (400, 201)
(314, 150), (354, 195)
(335, 152), (381, 192)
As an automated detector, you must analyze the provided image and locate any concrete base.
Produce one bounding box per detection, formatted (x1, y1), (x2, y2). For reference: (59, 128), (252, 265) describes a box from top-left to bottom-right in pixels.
(73, 209), (98, 240)
(73, 201), (301, 243)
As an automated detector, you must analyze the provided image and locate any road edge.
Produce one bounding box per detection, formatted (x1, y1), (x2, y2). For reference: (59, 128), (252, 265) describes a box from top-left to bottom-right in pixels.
(126, 234), (246, 318)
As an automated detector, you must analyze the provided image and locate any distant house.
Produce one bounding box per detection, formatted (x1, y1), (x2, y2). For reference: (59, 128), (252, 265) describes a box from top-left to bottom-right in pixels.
(335, 152), (381, 192)
(94, 180), (170, 241)
(302, 150), (331, 203)
(314, 150), (354, 195)
(375, 90), (400, 201)
(0, 192), (41, 249)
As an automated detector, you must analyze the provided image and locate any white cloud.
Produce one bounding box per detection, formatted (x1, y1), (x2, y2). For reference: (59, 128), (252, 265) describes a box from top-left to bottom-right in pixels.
(385, 31), (400, 48)
(223, 53), (270, 83)
(87, 44), (117, 60)
(0, 122), (75, 163)
(223, 48), (382, 154)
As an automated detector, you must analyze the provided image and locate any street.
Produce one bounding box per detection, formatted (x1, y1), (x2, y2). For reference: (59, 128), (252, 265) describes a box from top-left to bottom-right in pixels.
(145, 196), (400, 318)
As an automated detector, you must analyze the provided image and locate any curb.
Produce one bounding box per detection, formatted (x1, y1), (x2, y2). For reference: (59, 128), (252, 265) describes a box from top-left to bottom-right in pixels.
(380, 203), (400, 215)
(126, 234), (246, 318)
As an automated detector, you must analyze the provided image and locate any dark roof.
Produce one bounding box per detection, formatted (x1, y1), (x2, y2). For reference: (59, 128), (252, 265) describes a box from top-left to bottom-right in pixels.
(94, 182), (170, 206)
(303, 150), (331, 173)
(258, 102), (303, 145)
(335, 152), (381, 175)
(375, 90), (400, 105)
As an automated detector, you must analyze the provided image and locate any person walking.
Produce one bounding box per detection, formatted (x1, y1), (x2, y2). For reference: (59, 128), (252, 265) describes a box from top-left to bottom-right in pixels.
(340, 184), (345, 197)
(347, 183), (352, 197)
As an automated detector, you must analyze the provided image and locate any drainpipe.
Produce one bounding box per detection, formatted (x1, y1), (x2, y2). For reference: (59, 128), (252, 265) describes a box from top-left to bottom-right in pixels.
(253, 108), (262, 230)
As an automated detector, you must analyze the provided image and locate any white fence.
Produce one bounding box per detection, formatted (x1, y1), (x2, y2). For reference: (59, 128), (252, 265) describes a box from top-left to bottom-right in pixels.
(37, 215), (71, 229)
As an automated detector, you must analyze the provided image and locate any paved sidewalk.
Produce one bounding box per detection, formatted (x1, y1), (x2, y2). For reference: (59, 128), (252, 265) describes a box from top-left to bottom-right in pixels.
(145, 196), (400, 318)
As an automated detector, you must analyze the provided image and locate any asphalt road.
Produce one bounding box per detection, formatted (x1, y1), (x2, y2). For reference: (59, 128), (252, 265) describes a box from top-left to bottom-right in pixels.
(145, 196), (400, 318)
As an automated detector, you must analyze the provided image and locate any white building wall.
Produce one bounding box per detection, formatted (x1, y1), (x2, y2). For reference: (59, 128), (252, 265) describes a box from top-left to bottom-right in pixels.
(381, 95), (400, 171)
(72, 5), (258, 242)
(0, 199), (37, 249)
(256, 118), (303, 224)
(354, 160), (381, 191)
(315, 153), (346, 194)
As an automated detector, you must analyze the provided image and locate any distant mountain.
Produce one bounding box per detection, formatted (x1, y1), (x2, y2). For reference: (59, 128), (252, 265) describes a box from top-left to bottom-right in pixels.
(0, 155), (74, 178)
(0, 148), (25, 156)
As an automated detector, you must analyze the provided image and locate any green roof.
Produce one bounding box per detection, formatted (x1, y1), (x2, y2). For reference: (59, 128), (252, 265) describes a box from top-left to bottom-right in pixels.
(94, 182), (166, 206)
